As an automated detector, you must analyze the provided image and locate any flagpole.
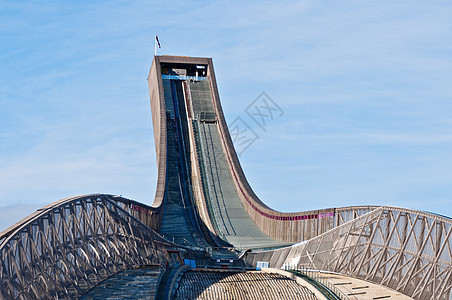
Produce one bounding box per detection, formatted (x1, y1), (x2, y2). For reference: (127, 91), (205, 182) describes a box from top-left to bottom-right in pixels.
(154, 34), (157, 56)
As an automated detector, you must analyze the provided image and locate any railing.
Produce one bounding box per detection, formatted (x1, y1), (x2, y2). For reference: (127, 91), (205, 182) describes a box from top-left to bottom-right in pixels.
(162, 74), (207, 81)
(0, 194), (182, 299)
(108, 195), (162, 231)
(285, 266), (349, 300)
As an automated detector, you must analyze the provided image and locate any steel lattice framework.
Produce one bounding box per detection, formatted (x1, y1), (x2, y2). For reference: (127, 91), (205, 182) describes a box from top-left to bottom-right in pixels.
(0, 194), (176, 299)
(282, 206), (452, 300)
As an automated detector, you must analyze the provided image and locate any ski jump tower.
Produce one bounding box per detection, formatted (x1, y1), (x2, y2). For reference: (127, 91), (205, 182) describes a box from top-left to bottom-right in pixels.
(0, 55), (450, 299)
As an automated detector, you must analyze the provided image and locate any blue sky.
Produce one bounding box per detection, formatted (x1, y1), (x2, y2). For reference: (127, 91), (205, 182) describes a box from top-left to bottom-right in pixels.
(1, 1), (451, 231)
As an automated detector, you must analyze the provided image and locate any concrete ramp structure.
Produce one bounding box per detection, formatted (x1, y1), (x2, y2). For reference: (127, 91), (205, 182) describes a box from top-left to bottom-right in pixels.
(148, 55), (347, 250)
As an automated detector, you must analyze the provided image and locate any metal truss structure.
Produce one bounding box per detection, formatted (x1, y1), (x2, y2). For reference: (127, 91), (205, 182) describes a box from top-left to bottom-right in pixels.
(0, 194), (176, 299)
(280, 207), (452, 299)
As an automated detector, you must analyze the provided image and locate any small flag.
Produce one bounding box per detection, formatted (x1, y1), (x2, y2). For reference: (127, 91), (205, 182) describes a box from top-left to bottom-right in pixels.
(155, 35), (161, 48)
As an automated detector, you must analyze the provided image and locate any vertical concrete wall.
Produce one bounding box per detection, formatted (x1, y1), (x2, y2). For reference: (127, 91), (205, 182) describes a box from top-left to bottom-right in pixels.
(143, 56), (167, 230)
